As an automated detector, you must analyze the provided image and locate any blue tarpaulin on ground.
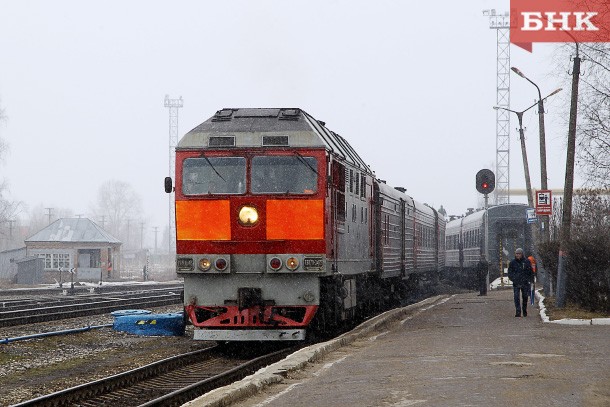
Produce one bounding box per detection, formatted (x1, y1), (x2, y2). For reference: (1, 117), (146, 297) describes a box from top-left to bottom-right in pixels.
(113, 312), (185, 336)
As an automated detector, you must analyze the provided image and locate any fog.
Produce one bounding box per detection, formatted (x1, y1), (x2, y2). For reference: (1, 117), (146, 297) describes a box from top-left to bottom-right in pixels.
(0, 0), (578, 249)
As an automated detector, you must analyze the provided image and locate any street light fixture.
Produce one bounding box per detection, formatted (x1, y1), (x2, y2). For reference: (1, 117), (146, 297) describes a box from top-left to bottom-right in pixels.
(511, 66), (562, 242)
(493, 88), (561, 209)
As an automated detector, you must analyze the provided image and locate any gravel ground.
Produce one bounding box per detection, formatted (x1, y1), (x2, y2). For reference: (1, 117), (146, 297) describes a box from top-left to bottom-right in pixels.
(0, 305), (213, 406)
(0, 282), (471, 406)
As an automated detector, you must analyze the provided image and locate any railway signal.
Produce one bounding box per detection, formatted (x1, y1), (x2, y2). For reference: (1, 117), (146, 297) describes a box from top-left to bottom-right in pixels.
(476, 169), (495, 195)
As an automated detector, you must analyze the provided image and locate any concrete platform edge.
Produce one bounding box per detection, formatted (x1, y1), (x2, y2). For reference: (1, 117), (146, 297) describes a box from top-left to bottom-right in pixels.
(535, 289), (610, 325)
(183, 294), (449, 407)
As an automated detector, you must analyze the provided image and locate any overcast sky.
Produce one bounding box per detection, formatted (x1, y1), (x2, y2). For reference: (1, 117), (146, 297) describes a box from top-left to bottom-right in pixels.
(0, 1), (578, 246)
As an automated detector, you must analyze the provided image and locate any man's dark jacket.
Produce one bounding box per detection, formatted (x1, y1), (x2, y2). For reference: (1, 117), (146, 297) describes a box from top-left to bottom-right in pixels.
(507, 257), (534, 287)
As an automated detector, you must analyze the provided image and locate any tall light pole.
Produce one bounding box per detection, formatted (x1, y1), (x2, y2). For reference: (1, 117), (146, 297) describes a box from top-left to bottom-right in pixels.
(511, 67), (560, 242)
(482, 9), (512, 205)
(494, 88), (562, 208)
(493, 104), (537, 208)
(495, 88), (561, 297)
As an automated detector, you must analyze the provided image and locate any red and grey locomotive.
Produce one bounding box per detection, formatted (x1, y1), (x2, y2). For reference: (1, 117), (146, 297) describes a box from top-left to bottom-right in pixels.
(165, 108), (445, 341)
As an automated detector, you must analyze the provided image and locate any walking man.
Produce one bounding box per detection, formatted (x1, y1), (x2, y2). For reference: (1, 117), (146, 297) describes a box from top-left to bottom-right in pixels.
(507, 248), (534, 317)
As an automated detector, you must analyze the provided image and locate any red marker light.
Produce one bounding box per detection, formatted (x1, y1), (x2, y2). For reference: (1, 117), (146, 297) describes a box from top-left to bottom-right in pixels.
(269, 257), (282, 271)
(215, 258), (227, 271)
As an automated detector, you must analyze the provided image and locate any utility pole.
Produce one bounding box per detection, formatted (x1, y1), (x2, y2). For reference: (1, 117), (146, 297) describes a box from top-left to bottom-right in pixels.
(164, 95), (183, 258)
(140, 222), (145, 249)
(8, 219), (15, 238)
(556, 45), (581, 308)
(44, 208), (53, 225)
(511, 67), (555, 243)
(126, 218), (131, 249)
(153, 226), (159, 255)
(99, 215), (106, 229)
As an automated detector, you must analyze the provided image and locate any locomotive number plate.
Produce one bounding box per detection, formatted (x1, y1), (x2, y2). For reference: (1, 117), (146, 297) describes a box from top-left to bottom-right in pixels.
(303, 257), (324, 271)
(176, 258), (194, 271)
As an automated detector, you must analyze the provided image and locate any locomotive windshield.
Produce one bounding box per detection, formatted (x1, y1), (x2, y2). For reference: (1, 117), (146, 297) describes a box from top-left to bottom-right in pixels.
(182, 157), (246, 195)
(251, 156), (318, 194)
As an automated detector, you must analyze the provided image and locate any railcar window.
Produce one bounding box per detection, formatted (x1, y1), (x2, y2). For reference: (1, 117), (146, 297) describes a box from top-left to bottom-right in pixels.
(182, 157), (246, 195)
(251, 156), (318, 194)
(360, 174), (366, 198)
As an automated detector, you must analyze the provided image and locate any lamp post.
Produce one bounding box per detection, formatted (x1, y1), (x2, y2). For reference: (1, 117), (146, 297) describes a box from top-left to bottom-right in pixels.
(494, 88), (561, 297)
(493, 103), (537, 209)
(511, 67), (561, 242)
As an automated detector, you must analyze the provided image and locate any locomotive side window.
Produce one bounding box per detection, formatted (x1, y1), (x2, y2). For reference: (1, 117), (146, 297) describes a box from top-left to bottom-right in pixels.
(251, 156), (318, 194)
(182, 157), (246, 195)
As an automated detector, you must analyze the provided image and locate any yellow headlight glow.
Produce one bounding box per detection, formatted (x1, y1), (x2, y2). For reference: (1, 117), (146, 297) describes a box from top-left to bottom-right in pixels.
(286, 257), (299, 271)
(198, 258), (211, 271)
(239, 205), (259, 226)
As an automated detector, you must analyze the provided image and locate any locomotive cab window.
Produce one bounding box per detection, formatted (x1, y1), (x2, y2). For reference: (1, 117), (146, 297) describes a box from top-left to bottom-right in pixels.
(251, 156), (318, 194)
(182, 157), (246, 195)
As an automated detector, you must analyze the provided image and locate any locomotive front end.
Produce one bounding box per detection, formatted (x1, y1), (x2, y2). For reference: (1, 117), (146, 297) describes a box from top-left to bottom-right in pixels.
(172, 108), (328, 341)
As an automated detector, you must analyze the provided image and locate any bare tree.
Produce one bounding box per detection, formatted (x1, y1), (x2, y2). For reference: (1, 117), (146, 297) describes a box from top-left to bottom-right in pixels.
(0, 99), (23, 250)
(575, 43), (610, 188)
(551, 3), (610, 188)
(92, 180), (143, 247)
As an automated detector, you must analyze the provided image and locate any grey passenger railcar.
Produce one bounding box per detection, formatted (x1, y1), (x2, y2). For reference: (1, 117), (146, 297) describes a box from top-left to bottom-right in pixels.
(444, 203), (532, 288)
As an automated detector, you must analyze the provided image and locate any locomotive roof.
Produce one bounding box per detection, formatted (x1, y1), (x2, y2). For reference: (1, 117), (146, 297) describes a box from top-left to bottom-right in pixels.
(178, 108), (372, 173)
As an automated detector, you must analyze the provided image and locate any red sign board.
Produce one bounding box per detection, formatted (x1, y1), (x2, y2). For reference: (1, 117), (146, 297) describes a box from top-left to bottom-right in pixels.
(510, 0), (610, 52)
(535, 190), (552, 216)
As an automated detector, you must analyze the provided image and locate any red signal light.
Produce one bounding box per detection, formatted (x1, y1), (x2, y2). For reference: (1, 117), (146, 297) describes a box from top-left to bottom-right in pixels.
(482, 182), (488, 189)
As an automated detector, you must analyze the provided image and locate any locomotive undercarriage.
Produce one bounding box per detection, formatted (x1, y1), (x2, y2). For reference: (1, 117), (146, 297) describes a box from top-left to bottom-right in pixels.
(309, 271), (431, 339)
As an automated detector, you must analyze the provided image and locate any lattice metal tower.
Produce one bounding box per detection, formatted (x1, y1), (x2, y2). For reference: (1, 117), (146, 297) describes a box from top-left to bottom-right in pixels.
(164, 95), (183, 255)
(483, 9), (511, 205)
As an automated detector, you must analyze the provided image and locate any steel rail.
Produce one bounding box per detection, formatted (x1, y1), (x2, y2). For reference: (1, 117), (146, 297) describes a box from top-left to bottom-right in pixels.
(0, 289), (181, 312)
(13, 345), (296, 407)
(0, 294), (182, 327)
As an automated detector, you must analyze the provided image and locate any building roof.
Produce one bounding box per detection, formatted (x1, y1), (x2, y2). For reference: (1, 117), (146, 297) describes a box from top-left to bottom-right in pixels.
(25, 218), (121, 244)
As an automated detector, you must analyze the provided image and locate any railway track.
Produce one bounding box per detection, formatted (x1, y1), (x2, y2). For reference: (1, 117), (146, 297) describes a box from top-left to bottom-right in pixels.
(14, 345), (297, 407)
(0, 288), (183, 327)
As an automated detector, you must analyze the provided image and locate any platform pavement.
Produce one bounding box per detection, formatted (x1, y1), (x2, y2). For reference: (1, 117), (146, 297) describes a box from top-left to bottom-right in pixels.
(185, 289), (610, 407)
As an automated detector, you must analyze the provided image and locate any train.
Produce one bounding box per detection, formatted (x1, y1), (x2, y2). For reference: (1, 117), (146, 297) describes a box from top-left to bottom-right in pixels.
(165, 108), (446, 341)
(444, 203), (533, 288)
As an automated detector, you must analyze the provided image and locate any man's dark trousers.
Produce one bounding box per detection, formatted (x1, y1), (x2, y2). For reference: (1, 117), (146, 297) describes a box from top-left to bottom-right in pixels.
(513, 284), (530, 315)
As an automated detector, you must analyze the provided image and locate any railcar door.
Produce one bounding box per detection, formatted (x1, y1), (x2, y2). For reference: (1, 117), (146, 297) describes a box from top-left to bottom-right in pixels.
(330, 159), (346, 270)
(400, 199), (406, 277)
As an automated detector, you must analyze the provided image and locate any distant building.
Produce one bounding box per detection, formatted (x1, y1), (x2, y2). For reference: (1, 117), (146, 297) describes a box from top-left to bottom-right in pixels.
(0, 246), (27, 282)
(25, 218), (122, 283)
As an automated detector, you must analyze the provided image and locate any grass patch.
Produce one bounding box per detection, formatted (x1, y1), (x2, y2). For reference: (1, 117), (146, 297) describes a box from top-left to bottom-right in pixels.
(543, 296), (610, 320)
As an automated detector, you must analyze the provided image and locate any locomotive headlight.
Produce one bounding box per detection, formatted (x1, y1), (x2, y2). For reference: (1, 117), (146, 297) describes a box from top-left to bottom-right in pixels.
(198, 258), (212, 271)
(238, 205), (259, 226)
(286, 257), (299, 271)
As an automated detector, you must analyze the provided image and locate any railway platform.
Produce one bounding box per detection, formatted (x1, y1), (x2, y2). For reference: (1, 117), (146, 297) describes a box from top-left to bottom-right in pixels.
(187, 289), (610, 407)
